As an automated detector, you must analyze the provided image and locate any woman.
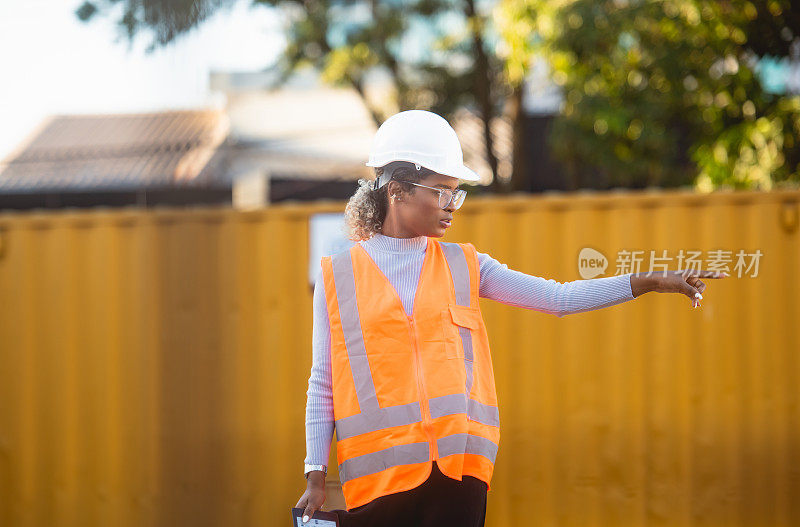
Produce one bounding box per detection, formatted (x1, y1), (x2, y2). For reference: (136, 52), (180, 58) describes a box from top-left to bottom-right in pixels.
(295, 110), (725, 527)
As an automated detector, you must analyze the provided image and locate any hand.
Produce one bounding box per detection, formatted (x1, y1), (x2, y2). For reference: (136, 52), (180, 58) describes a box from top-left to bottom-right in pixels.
(295, 471), (326, 524)
(632, 269), (728, 307)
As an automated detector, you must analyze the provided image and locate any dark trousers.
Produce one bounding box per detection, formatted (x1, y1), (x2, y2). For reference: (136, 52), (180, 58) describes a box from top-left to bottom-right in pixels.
(332, 461), (488, 527)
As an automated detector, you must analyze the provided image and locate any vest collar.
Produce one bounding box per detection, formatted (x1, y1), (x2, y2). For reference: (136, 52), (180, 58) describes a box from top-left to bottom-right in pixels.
(362, 233), (428, 254)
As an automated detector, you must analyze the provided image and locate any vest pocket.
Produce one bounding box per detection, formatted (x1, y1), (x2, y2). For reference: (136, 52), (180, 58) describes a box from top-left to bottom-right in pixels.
(442, 304), (481, 360)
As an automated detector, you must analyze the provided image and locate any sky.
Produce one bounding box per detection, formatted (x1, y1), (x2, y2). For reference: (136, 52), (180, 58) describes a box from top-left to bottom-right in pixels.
(0, 0), (286, 160)
(1, 1), (794, 162)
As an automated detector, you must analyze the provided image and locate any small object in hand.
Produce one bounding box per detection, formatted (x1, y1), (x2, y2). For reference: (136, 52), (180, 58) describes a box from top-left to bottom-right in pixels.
(291, 508), (339, 526)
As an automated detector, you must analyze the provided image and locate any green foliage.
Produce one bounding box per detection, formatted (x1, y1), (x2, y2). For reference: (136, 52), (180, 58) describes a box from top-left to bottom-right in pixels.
(693, 95), (800, 190)
(497, 0), (800, 190)
(261, 0), (509, 120)
(743, 0), (800, 57)
(75, 2), (98, 22)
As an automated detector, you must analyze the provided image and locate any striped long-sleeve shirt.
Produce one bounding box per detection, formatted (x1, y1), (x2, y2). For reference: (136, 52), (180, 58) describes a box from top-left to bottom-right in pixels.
(304, 234), (635, 467)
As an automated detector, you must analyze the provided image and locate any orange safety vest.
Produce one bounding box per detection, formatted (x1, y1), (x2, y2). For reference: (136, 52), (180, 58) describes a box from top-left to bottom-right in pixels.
(320, 237), (500, 511)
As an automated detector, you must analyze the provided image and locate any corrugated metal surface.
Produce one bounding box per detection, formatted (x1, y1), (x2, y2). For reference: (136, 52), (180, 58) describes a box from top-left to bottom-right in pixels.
(0, 188), (798, 527)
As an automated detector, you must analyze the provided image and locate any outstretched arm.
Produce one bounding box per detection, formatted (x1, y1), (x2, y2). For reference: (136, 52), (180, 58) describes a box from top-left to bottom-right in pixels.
(477, 251), (635, 317)
(478, 252), (727, 314)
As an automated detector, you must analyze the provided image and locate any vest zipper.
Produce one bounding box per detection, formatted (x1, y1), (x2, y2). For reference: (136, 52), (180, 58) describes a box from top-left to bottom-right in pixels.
(408, 315), (438, 460)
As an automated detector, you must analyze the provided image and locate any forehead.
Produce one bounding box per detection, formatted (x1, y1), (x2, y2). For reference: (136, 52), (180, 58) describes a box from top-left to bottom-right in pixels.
(420, 172), (459, 189)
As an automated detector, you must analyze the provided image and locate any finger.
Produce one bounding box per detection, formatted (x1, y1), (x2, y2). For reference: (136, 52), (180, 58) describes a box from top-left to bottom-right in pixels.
(295, 496), (307, 509)
(680, 280), (701, 301)
(686, 269), (728, 279)
(688, 277), (705, 290)
(302, 503), (318, 524)
(697, 281), (706, 294)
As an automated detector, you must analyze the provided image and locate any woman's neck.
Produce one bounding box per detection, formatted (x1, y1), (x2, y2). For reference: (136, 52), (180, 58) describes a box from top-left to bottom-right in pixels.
(380, 210), (423, 238)
(363, 233), (427, 253)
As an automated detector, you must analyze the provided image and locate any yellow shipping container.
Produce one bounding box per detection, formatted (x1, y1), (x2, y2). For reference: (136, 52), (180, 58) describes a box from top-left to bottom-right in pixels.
(0, 188), (797, 527)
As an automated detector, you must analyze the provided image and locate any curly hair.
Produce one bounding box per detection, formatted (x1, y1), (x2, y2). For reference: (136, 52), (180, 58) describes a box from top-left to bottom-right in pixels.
(344, 162), (428, 241)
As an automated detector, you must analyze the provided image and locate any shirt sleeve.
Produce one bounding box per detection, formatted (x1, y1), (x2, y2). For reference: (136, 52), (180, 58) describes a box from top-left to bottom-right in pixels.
(303, 268), (335, 467)
(477, 250), (635, 317)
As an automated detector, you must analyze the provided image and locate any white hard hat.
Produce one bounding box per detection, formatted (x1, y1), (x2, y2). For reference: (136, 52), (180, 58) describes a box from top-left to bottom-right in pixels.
(366, 110), (480, 183)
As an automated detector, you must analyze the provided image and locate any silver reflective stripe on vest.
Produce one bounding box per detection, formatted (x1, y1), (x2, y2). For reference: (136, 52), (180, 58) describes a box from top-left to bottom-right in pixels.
(428, 393), (500, 427)
(331, 250), (423, 440)
(331, 250), (378, 412)
(334, 403), (422, 440)
(468, 399), (500, 426)
(440, 242), (474, 394)
(338, 441), (430, 483)
(437, 433), (498, 463)
(439, 242), (471, 306)
(428, 393), (467, 419)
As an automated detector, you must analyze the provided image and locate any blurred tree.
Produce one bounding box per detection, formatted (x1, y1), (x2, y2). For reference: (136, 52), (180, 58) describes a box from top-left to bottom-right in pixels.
(496, 0), (800, 191)
(743, 0), (800, 58)
(76, 0), (518, 191)
(75, 0), (238, 49)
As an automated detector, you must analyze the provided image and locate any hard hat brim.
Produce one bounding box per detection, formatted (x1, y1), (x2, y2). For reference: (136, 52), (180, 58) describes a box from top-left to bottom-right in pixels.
(447, 164), (481, 183)
(365, 160), (482, 183)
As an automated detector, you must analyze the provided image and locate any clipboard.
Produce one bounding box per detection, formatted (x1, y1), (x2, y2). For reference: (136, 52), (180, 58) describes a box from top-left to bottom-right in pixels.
(290, 507), (340, 526)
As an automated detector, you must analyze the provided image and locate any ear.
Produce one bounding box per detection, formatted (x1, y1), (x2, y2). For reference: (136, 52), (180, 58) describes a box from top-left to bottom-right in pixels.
(387, 180), (402, 200)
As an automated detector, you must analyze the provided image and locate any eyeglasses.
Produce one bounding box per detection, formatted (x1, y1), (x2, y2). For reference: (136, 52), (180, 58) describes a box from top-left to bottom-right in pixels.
(405, 182), (467, 210)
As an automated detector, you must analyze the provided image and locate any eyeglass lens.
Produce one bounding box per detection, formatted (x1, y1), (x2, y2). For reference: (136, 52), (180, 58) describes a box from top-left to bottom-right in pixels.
(438, 189), (466, 210)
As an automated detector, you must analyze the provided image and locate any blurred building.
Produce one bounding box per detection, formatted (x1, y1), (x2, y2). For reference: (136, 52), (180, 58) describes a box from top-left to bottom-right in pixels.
(0, 109), (234, 210)
(208, 67), (376, 207)
(0, 69), (381, 211)
(0, 63), (560, 211)
(209, 67), (506, 193)
(0, 104), (374, 212)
